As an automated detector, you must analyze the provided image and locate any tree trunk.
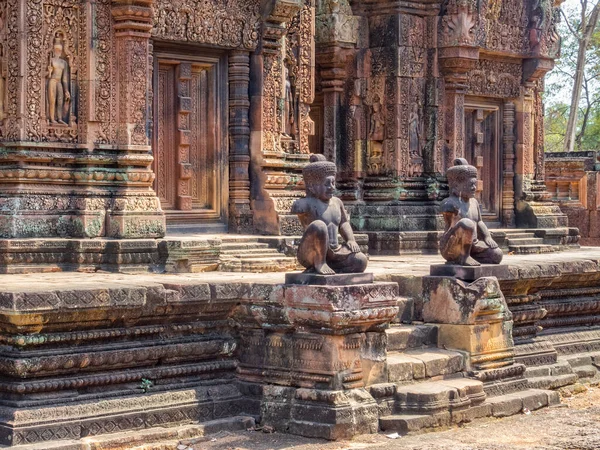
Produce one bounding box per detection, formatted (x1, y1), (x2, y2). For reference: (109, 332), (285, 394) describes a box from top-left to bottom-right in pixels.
(564, 2), (600, 152)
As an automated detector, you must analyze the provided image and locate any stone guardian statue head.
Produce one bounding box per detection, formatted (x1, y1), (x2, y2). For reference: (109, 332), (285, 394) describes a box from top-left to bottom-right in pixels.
(446, 157), (478, 200)
(302, 154), (337, 202)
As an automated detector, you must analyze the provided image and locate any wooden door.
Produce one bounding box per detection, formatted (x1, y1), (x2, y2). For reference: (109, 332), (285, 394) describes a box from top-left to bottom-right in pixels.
(153, 53), (226, 224)
(464, 104), (502, 224)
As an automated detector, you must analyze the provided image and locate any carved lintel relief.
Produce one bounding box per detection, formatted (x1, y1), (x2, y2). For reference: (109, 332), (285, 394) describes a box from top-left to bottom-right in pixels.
(152, 0), (261, 50)
(467, 59), (522, 99)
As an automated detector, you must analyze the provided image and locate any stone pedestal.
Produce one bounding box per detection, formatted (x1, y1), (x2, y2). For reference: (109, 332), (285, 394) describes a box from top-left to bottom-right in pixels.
(423, 276), (515, 372)
(236, 282), (399, 439)
(430, 264), (509, 282)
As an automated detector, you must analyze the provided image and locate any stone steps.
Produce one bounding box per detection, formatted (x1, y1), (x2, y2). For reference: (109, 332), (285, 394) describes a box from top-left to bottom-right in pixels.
(557, 352), (600, 381)
(507, 237), (545, 246)
(524, 359), (578, 390)
(508, 243), (555, 254)
(385, 324), (438, 352)
(379, 388), (559, 434)
(218, 256), (298, 273)
(216, 238), (298, 273)
(386, 348), (464, 383)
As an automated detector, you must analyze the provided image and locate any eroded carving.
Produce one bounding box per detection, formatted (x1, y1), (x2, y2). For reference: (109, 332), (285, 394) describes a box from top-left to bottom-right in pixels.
(292, 154), (367, 274)
(440, 158), (503, 266)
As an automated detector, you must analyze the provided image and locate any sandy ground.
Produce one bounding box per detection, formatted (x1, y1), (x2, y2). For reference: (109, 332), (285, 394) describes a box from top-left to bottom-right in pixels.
(186, 386), (600, 450)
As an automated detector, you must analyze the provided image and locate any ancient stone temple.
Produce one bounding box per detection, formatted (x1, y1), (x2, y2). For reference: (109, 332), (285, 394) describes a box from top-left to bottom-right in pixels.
(0, 0), (570, 253)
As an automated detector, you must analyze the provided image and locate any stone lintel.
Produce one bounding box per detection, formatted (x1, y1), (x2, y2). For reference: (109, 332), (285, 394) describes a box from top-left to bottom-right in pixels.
(285, 272), (374, 286)
(429, 264), (509, 281)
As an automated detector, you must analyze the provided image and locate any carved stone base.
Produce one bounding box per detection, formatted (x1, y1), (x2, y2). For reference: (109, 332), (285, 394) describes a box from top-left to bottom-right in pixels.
(285, 272), (374, 286)
(430, 264), (509, 281)
(437, 322), (515, 370)
(0, 238), (164, 273)
(423, 276), (515, 371)
(1, 383), (245, 447)
(238, 383), (379, 440)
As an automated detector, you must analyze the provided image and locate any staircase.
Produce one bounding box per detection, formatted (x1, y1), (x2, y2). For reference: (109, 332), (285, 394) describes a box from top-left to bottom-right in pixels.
(372, 324), (561, 434)
(218, 237), (298, 272)
(497, 230), (555, 254)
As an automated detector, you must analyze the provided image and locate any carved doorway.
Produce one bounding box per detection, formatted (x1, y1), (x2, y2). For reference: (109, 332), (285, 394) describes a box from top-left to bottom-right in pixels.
(153, 50), (227, 226)
(464, 103), (502, 225)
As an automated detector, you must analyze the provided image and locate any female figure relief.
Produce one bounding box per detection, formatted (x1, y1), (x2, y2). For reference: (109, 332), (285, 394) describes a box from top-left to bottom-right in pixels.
(47, 33), (71, 125)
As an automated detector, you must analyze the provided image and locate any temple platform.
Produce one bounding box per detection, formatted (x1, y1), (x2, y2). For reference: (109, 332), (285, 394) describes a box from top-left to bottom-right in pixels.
(1, 248), (600, 447)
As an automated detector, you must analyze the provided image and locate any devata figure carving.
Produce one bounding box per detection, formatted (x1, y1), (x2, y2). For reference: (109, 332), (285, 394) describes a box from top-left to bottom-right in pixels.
(47, 32), (71, 126)
(440, 158), (503, 266)
(292, 154), (368, 274)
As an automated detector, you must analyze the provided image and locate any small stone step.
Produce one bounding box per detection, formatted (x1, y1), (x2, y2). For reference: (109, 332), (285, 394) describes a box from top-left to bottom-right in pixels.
(386, 348), (464, 382)
(560, 352), (600, 368)
(220, 242), (270, 250)
(221, 251), (283, 258)
(527, 373), (578, 390)
(508, 244), (555, 254)
(404, 348), (464, 378)
(386, 325), (437, 352)
(507, 238), (545, 246)
(219, 257), (298, 273)
(395, 378), (485, 414)
(380, 389), (558, 433)
(525, 360), (573, 378)
(486, 389), (557, 417)
(573, 365), (598, 379)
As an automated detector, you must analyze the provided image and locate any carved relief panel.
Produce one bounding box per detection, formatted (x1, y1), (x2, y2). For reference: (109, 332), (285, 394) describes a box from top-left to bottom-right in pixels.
(152, 0), (261, 50)
(25, 0), (81, 143)
(284, 0), (315, 154)
(467, 59), (522, 99)
(481, 0), (528, 54)
(0, 0), (6, 132)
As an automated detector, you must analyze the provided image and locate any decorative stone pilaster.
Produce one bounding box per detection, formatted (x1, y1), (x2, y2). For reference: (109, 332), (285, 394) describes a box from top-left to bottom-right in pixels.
(502, 102), (516, 227)
(229, 51), (253, 233)
(236, 282), (399, 439)
(249, 0), (309, 235)
(316, 0), (357, 167)
(438, 0), (479, 170)
(107, 0), (165, 238)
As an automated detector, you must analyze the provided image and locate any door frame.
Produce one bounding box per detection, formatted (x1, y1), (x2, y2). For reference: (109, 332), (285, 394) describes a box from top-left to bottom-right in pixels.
(152, 43), (229, 226)
(464, 98), (503, 226)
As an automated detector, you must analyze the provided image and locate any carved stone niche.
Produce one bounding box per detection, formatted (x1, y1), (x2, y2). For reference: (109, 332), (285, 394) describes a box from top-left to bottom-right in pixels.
(40, 2), (80, 143)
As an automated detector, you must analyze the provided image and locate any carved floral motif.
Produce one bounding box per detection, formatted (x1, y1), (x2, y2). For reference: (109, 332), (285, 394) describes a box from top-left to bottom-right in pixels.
(467, 59), (522, 98)
(152, 0), (261, 50)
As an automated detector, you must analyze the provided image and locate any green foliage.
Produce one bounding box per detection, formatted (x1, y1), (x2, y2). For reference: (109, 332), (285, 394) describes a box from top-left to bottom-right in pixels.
(139, 378), (153, 393)
(545, 0), (600, 151)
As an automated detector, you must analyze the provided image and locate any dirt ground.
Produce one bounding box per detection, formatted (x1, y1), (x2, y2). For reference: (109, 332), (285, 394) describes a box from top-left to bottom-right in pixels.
(187, 385), (600, 450)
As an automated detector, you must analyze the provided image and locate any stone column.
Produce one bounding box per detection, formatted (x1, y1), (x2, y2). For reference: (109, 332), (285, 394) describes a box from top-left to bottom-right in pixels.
(315, 0), (357, 169)
(438, 0), (479, 171)
(229, 51), (253, 233)
(108, 0), (166, 238)
(502, 102), (516, 227)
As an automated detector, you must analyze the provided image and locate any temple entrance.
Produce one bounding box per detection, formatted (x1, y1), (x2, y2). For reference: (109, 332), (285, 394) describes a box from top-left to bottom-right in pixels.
(464, 102), (502, 225)
(153, 50), (227, 226)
